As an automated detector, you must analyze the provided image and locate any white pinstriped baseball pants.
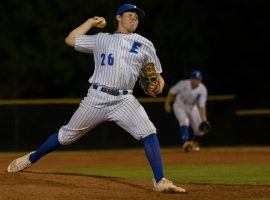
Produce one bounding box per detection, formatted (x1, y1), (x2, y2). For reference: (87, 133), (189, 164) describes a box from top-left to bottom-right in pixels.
(58, 88), (156, 145)
(173, 103), (204, 136)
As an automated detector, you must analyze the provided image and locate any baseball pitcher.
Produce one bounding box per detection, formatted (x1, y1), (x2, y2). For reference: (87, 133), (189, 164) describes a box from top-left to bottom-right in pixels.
(7, 4), (186, 193)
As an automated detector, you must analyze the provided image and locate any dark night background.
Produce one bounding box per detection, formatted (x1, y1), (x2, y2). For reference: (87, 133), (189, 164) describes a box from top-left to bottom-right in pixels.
(0, 0), (269, 149)
(0, 0), (269, 109)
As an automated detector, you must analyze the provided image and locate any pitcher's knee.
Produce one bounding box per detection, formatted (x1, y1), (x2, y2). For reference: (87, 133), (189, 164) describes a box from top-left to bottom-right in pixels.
(58, 127), (84, 145)
(58, 135), (73, 145)
(136, 128), (157, 140)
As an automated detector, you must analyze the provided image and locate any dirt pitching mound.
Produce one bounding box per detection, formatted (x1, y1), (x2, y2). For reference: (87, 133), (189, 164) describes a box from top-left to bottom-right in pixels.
(0, 147), (270, 200)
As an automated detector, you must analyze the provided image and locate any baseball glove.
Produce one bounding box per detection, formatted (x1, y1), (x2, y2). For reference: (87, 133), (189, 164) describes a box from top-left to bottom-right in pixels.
(198, 121), (212, 134)
(139, 62), (159, 97)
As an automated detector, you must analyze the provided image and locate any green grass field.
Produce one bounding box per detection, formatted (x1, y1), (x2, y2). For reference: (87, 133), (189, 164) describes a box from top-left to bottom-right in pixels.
(53, 163), (270, 185)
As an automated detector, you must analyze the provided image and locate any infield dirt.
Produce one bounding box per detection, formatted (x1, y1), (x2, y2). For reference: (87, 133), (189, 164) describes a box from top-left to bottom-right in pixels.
(0, 147), (270, 200)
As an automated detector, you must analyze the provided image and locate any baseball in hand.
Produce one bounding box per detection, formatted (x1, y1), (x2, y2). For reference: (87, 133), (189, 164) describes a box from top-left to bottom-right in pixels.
(97, 17), (106, 28)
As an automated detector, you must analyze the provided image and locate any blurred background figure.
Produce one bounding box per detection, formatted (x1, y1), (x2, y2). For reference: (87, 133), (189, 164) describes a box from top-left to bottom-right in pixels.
(164, 70), (209, 152)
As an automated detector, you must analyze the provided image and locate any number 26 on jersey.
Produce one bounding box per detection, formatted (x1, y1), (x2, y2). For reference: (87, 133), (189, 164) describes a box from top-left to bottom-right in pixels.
(101, 53), (114, 66)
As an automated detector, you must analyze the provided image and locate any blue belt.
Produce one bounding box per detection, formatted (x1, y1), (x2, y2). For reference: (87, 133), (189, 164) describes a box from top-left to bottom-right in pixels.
(92, 84), (130, 96)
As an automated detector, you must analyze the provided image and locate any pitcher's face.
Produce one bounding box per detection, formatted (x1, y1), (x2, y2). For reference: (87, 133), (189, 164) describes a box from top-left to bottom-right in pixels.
(116, 11), (139, 33)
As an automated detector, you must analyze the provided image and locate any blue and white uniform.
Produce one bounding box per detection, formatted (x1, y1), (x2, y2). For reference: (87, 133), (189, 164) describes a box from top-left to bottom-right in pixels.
(58, 33), (162, 144)
(7, 4), (187, 192)
(169, 79), (207, 135)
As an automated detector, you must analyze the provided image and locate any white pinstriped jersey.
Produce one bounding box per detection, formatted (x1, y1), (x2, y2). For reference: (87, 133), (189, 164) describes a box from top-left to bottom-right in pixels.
(169, 80), (207, 112)
(75, 33), (162, 90)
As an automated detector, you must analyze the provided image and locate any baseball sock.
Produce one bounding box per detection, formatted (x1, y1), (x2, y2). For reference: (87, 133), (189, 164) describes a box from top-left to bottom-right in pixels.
(143, 133), (164, 183)
(180, 125), (189, 143)
(29, 132), (61, 163)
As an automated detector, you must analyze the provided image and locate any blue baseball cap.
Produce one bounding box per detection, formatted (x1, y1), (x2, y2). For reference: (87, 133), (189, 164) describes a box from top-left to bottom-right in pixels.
(190, 71), (203, 80)
(116, 3), (145, 18)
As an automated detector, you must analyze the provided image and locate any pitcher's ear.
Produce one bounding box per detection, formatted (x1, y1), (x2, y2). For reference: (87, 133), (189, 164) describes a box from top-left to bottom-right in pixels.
(116, 15), (121, 21)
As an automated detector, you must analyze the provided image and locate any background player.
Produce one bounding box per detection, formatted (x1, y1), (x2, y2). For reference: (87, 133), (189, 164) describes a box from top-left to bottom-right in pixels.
(7, 4), (186, 193)
(164, 71), (209, 152)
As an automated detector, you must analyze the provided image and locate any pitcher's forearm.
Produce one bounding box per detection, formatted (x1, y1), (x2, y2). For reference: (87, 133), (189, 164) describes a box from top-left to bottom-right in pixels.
(65, 17), (105, 47)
